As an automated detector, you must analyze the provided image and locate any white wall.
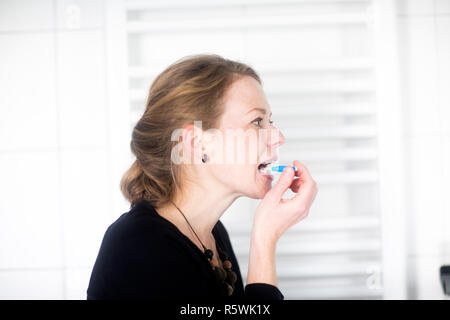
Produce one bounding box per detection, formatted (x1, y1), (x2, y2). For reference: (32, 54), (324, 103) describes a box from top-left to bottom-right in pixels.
(0, 0), (121, 299)
(396, 0), (450, 299)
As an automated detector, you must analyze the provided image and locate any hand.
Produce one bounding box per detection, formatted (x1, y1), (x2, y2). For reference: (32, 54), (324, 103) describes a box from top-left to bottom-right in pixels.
(252, 160), (318, 243)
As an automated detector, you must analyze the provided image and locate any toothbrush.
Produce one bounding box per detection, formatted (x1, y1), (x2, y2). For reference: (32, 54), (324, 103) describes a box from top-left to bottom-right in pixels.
(271, 165), (297, 173)
(261, 165), (297, 175)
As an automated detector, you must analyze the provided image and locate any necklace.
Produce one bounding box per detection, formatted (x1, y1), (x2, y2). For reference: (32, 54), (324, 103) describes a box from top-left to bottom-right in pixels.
(170, 200), (237, 296)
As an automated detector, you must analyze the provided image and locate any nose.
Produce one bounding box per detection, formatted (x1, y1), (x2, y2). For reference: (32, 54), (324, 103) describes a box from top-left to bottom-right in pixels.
(268, 126), (285, 150)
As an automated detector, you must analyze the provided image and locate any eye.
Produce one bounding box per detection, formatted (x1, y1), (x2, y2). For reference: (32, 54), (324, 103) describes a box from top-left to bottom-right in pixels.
(252, 117), (263, 127)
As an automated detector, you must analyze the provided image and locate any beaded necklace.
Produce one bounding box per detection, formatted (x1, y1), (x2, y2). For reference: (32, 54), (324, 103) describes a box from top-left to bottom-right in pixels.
(170, 200), (237, 296)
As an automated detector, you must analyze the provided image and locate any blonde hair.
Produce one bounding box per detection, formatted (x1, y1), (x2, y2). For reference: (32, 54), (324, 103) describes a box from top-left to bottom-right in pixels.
(120, 54), (261, 208)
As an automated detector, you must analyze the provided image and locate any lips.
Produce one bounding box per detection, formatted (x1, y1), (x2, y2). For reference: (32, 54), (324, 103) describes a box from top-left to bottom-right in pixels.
(257, 162), (271, 171)
(257, 155), (278, 173)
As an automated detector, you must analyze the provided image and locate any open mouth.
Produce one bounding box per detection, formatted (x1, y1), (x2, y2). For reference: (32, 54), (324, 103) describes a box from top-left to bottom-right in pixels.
(257, 161), (274, 175)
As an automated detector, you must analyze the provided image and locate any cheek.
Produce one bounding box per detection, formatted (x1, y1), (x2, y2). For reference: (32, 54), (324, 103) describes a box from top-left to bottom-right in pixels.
(215, 129), (261, 165)
(209, 164), (255, 186)
(245, 135), (259, 165)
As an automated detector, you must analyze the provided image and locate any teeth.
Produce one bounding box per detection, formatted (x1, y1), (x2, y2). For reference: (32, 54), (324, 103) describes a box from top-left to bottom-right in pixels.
(258, 159), (276, 174)
(258, 162), (269, 170)
(260, 166), (272, 175)
(258, 161), (273, 174)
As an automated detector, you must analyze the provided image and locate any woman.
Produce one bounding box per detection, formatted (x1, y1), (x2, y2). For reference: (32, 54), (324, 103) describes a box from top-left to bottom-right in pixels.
(87, 54), (318, 300)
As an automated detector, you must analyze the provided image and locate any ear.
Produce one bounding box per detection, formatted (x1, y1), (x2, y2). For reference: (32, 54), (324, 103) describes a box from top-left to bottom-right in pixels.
(181, 123), (205, 164)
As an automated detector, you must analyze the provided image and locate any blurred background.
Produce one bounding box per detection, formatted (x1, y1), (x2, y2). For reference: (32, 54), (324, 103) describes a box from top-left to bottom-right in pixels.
(0, 0), (449, 299)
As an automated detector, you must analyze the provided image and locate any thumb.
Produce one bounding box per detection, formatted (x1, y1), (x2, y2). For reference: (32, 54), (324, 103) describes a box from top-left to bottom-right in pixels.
(266, 166), (295, 201)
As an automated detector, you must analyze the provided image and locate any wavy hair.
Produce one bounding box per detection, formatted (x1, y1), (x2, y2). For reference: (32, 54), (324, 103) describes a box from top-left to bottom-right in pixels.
(120, 54), (261, 208)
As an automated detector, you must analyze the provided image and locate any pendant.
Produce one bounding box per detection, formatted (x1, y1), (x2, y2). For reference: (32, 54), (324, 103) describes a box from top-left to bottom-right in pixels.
(204, 249), (214, 260)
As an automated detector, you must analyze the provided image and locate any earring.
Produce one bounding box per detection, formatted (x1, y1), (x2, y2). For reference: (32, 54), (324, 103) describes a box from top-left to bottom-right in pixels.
(202, 154), (208, 163)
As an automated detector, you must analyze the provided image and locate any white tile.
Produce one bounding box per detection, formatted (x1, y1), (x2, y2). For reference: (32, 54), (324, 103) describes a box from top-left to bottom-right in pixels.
(396, 0), (435, 16)
(407, 136), (446, 256)
(56, 0), (104, 30)
(403, 17), (440, 136)
(0, 269), (64, 299)
(65, 267), (92, 299)
(56, 30), (108, 148)
(436, 16), (450, 136)
(0, 152), (63, 269)
(435, 0), (450, 14)
(0, 0), (54, 32)
(0, 34), (58, 151)
(60, 148), (111, 267)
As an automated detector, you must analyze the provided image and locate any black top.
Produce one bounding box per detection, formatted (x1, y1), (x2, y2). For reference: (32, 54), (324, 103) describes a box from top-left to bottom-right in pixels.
(87, 200), (284, 300)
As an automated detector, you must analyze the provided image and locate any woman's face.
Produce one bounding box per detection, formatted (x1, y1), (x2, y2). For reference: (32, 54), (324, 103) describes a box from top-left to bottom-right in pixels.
(205, 76), (285, 199)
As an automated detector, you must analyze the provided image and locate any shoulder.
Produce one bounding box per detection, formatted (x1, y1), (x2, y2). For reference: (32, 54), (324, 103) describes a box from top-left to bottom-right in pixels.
(99, 201), (186, 262)
(88, 201), (213, 299)
(106, 201), (172, 241)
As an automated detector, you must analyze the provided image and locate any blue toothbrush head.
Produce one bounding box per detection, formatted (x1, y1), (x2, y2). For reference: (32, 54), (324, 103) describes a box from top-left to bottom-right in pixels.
(260, 164), (298, 175)
(271, 165), (298, 172)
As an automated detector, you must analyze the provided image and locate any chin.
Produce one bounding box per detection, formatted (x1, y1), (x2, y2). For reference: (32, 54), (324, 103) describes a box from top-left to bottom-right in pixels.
(245, 191), (265, 200)
(236, 169), (274, 199)
(244, 181), (273, 199)
(256, 189), (270, 199)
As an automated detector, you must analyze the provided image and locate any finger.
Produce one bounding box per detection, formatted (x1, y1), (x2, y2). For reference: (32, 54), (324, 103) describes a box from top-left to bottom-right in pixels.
(288, 161), (313, 193)
(289, 163), (317, 205)
(265, 165), (295, 201)
(293, 160), (313, 182)
(289, 177), (301, 193)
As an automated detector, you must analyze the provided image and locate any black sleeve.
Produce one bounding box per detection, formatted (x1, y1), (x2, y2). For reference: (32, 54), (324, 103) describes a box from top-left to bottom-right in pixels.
(87, 224), (212, 300)
(244, 283), (284, 300)
(215, 221), (285, 300)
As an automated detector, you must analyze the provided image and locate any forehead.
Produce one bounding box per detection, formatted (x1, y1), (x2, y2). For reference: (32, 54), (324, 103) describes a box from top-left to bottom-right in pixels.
(219, 76), (270, 127)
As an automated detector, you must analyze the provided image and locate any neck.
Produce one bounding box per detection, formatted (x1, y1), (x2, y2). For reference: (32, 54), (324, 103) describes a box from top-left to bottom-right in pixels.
(156, 177), (241, 244)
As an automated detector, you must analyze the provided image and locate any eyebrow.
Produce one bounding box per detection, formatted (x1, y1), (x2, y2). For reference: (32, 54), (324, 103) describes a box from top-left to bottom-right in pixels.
(246, 107), (272, 116)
